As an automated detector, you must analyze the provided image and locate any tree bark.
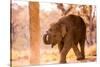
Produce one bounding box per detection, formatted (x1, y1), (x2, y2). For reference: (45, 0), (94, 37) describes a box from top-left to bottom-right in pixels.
(29, 2), (40, 64)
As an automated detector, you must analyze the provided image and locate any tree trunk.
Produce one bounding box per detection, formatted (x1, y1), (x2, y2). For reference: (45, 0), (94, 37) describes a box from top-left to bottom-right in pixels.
(29, 2), (40, 64)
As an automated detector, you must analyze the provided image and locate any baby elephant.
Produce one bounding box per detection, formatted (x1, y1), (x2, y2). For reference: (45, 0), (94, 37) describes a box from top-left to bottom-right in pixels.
(43, 15), (86, 63)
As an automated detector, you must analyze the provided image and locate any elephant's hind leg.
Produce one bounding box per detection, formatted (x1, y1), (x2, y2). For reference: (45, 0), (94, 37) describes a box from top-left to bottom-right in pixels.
(79, 39), (85, 59)
(72, 43), (83, 60)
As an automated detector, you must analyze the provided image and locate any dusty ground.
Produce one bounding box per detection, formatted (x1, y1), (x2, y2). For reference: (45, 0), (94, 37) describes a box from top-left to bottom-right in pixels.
(40, 44), (96, 64)
(11, 44), (96, 67)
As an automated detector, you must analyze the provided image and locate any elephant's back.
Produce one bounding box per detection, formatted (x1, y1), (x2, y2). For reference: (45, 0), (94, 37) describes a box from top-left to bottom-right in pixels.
(58, 14), (86, 39)
(59, 15), (86, 30)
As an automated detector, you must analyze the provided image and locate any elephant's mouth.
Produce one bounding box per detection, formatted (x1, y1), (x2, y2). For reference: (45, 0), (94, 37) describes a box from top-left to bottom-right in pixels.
(51, 43), (56, 48)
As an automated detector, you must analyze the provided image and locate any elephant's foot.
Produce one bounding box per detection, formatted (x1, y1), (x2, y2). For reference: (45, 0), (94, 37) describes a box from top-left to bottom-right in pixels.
(77, 56), (85, 60)
(60, 60), (66, 63)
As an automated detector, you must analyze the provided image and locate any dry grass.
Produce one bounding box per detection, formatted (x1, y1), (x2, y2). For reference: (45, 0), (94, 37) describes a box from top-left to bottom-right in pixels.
(11, 44), (96, 66)
(11, 49), (30, 67)
(85, 44), (96, 56)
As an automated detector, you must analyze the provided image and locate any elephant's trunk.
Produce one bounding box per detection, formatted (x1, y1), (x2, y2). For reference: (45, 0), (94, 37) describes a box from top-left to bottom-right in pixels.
(43, 33), (51, 44)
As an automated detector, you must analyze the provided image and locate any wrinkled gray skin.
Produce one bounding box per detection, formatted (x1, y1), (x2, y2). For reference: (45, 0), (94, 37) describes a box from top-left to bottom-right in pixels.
(43, 15), (86, 63)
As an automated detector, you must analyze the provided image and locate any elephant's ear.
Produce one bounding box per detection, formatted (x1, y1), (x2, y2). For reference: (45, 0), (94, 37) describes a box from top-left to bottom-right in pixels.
(61, 24), (67, 37)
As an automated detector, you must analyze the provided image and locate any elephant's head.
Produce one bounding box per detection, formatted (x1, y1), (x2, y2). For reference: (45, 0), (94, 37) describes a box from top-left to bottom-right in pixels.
(43, 23), (67, 48)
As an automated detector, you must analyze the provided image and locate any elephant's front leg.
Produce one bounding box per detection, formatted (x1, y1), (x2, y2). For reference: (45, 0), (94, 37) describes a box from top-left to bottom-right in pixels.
(58, 41), (64, 52)
(59, 34), (74, 63)
(60, 42), (72, 63)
